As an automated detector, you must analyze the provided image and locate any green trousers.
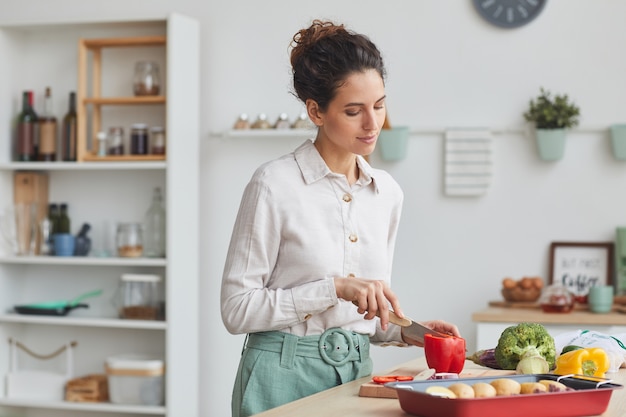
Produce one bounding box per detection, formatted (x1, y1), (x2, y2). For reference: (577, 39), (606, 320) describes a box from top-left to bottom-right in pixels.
(231, 328), (372, 417)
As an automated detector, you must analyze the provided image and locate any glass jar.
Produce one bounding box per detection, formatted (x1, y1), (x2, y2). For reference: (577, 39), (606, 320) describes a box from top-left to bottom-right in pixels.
(115, 273), (162, 320)
(107, 127), (124, 155)
(539, 284), (575, 313)
(150, 126), (166, 155)
(116, 222), (143, 257)
(133, 61), (160, 96)
(131, 123), (149, 155)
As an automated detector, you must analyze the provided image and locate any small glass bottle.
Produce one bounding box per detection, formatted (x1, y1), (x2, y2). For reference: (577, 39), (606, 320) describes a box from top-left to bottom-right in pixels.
(116, 222), (143, 258)
(96, 131), (107, 157)
(38, 87), (57, 161)
(130, 123), (149, 155)
(115, 273), (162, 320)
(107, 127), (124, 155)
(150, 126), (166, 155)
(58, 203), (70, 234)
(133, 61), (160, 96)
(17, 90), (38, 161)
(143, 187), (166, 258)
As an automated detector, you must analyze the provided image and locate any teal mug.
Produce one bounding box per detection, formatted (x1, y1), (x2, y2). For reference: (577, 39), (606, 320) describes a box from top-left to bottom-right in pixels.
(588, 285), (614, 314)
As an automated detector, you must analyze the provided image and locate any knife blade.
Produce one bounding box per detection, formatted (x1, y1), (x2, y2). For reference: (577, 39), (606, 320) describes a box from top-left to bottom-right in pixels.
(352, 301), (448, 344)
(386, 310), (449, 344)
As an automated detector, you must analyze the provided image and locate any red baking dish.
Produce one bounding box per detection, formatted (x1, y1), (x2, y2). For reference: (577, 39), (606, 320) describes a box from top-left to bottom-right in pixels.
(385, 374), (623, 417)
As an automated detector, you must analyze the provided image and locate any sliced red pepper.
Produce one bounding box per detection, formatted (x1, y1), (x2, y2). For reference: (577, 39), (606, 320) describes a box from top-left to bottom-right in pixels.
(371, 375), (414, 384)
(423, 333), (466, 374)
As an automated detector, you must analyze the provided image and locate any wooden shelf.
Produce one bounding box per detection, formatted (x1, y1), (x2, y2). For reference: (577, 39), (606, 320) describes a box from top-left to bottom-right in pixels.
(83, 96), (166, 105)
(81, 154), (166, 162)
(81, 35), (166, 49)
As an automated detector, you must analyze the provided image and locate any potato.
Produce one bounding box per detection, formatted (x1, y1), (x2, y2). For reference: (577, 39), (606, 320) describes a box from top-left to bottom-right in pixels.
(472, 382), (497, 398)
(539, 379), (568, 392)
(520, 382), (547, 394)
(425, 386), (456, 398)
(490, 378), (521, 396)
(447, 382), (475, 399)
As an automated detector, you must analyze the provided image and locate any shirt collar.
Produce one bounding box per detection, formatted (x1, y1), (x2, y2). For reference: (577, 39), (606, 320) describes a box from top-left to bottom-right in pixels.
(294, 139), (380, 193)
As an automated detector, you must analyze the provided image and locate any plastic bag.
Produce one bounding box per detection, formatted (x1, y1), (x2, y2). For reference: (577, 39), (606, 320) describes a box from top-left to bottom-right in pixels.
(552, 330), (626, 373)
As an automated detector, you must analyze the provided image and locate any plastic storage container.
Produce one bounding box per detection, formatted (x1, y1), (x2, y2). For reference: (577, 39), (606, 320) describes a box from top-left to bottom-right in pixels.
(115, 273), (162, 320)
(105, 354), (164, 405)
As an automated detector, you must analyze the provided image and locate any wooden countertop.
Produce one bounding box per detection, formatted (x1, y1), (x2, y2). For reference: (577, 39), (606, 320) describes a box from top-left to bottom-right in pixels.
(472, 307), (626, 325)
(253, 357), (626, 417)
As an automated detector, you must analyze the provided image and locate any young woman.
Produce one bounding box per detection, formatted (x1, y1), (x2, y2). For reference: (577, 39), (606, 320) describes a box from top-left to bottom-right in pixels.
(221, 20), (460, 417)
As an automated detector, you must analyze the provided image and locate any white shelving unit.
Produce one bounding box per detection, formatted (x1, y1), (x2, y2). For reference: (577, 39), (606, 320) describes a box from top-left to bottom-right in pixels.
(0, 13), (199, 417)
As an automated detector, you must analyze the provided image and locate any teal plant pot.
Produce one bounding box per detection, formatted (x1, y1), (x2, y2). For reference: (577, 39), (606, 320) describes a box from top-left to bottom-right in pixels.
(535, 128), (566, 161)
(610, 124), (626, 160)
(378, 126), (409, 161)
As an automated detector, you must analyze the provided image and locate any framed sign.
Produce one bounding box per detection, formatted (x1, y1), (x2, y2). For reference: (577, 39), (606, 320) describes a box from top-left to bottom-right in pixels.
(549, 242), (614, 303)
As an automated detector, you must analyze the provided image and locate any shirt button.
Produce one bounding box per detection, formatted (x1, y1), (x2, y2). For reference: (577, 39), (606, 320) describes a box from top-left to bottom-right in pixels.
(304, 314), (312, 320)
(342, 194), (352, 203)
(348, 273), (356, 278)
(349, 234), (358, 243)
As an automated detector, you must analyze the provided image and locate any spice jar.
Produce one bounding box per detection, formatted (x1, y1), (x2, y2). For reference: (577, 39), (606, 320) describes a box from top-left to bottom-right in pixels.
(150, 126), (166, 155)
(274, 113), (291, 129)
(133, 61), (160, 96)
(108, 127), (124, 155)
(131, 123), (149, 155)
(251, 113), (271, 129)
(233, 113), (251, 130)
(115, 273), (162, 320)
(116, 223), (143, 257)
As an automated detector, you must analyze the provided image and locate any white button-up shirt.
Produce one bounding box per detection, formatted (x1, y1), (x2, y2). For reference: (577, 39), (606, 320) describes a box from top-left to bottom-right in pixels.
(221, 139), (404, 343)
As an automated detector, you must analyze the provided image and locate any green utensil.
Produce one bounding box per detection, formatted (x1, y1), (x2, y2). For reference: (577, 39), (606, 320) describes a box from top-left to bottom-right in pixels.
(23, 289), (103, 309)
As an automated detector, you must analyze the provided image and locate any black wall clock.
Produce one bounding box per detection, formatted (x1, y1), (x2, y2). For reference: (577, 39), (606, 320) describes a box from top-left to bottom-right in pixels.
(473, 0), (547, 29)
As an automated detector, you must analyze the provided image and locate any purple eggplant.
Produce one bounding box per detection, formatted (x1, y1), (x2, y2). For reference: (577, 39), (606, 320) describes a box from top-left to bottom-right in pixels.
(466, 348), (501, 369)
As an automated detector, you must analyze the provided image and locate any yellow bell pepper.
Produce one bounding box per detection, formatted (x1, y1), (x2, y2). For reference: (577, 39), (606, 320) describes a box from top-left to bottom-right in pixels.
(553, 347), (610, 378)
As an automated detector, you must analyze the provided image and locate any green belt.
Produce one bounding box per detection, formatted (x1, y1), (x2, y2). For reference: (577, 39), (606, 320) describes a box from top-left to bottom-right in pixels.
(246, 327), (370, 369)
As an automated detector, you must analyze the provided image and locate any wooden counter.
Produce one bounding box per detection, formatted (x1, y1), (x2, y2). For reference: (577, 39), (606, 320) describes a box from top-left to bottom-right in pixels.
(472, 307), (626, 351)
(253, 357), (626, 417)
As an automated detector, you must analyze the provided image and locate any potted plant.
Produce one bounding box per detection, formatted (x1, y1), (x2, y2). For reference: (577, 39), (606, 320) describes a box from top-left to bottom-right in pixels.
(523, 88), (580, 161)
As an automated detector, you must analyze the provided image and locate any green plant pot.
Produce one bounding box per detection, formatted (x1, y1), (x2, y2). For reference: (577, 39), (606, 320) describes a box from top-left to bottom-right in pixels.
(378, 126), (409, 161)
(610, 124), (626, 160)
(535, 128), (566, 161)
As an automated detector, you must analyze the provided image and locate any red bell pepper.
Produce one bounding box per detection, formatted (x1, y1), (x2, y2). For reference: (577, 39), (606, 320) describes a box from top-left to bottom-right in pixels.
(424, 333), (466, 374)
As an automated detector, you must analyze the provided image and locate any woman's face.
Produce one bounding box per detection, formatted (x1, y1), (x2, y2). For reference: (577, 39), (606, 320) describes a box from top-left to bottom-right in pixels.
(312, 69), (386, 157)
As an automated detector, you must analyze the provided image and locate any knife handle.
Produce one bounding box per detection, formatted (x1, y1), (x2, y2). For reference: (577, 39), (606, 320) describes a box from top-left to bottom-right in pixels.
(352, 301), (412, 327)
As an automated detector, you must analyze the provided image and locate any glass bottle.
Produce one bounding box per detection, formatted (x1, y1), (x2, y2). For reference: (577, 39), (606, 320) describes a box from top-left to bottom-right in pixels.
(133, 61), (160, 96)
(143, 187), (166, 258)
(48, 203), (60, 234)
(58, 203), (70, 234)
(62, 91), (77, 161)
(16, 91), (38, 161)
(38, 87), (57, 161)
(96, 131), (107, 157)
(107, 126), (124, 155)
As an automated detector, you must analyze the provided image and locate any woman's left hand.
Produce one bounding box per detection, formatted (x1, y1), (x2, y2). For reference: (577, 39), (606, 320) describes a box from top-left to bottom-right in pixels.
(401, 320), (461, 347)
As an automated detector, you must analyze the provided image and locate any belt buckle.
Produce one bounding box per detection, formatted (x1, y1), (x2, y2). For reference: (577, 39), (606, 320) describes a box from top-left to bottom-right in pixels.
(318, 328), (356, 367)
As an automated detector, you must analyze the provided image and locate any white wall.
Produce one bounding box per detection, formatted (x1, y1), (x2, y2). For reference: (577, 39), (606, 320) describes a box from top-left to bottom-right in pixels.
(2, 1), (626, 416)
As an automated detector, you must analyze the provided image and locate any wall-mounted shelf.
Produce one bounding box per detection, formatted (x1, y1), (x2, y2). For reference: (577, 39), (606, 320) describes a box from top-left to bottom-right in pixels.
(0, 314), (167, 330)
(0, 162), (167, 171)
(0, 255), (166, 267)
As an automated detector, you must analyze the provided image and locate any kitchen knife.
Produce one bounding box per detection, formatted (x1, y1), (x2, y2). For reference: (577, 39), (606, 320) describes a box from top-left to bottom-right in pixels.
(353, 301), (448, 344)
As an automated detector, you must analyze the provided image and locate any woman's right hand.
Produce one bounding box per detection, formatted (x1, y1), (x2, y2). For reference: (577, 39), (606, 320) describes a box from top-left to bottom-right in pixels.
(334, 276), (404, 331)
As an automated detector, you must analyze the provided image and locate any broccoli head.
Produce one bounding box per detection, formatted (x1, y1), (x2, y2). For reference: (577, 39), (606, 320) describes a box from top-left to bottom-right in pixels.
(494, 322), (556, 370)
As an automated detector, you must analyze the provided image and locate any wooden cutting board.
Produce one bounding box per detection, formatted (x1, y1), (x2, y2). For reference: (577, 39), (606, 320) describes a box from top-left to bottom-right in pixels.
(358, 365), (514, 398)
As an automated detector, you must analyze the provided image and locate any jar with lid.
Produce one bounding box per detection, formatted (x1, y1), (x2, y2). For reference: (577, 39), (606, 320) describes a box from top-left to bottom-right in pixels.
(107, 127), (124, 155)
(114, 273), (162, 320)
(130, 123), (149, 155)
(274, 113), (291, 129)
(292, 112), (313, 129)
(233, 113), (251, 130)
(251, 113), (271, 129)
(150, 126), (166, 155)
(133, 61), (160, 96)
(116, 222), (143, 257)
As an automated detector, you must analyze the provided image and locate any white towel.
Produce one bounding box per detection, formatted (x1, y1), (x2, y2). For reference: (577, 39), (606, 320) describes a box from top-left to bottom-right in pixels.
(444, 129), (493, 196)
